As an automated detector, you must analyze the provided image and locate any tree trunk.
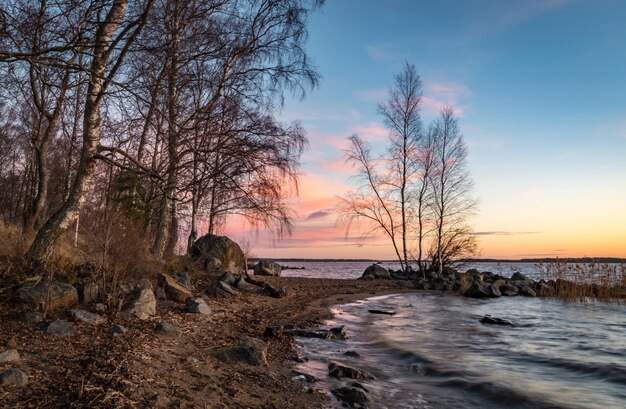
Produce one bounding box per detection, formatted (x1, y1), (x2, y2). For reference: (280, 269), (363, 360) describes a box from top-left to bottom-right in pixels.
(26, 1), (129, 263)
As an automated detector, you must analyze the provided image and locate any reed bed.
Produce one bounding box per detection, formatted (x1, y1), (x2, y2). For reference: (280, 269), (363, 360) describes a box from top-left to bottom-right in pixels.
(538, 260), (626, 303)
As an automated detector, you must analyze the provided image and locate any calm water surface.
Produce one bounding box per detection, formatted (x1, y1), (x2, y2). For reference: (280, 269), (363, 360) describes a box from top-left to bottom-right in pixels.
(288, 263), (626, 408)
(279, 261), (552, 280)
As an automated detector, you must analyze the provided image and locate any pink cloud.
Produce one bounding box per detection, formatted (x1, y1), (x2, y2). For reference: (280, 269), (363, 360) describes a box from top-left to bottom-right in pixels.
(355, 122), (388, 141)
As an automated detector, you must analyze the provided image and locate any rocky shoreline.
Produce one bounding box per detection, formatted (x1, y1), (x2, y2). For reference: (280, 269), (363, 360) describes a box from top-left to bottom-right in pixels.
(361, 262), (625, 300)
(0, 272), (415, 408)
(1, 233), (622, 408)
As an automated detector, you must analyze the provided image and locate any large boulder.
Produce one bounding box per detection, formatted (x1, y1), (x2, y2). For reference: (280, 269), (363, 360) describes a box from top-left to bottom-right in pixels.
(463, 280), (501, 298)
(511, 272), (534, 285)
(361, 264), (391, 280)
(190, 235), (247, 278)
(253, 260), (281, 276)
(17, 281), (78, 311)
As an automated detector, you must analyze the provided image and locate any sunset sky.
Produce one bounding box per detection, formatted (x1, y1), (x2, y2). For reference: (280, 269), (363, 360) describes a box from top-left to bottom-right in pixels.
(226, 0), (626, 260)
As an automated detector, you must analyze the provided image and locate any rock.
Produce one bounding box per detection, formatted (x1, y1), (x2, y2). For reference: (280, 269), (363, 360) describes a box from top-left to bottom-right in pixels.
(112, 324), (127, 336)
(499, 283), (519, 296)
(517, 282), (537, 297)
(328, 361), (375, 380)
(69, 309), (105, 325)
(396, 280), (416, 288)
(124, 284), (156, 319)
(159, 273), (193, 302)
(368, 309), (396, 315)
(214, 337), (268, 366)
(432, 277), (447, 291)
(511, 272), (534, 285)
(235, 277), (256, 291)
(206, 281), (239, 298)
(17, 311), (44, 324)
(332, 386), (369, 407)
(185, 298), (211, 315)
(156, 321), (181, 337)
(463, 281), (501, 298)
(76, 282), (100, 304)
(253, 260), (282, 276)
(286, 326), (347, 340)
(46, 320), (75, 336)
(480, 315), (516, 326)
(535, 280), (554, 296)
(0, 368), (28, 387)
(155, 287), (166, 300)
(344, 350), (361, 358)
(17, 280), (78, 311)
(173, 272), (194, 290)
(219, 271), (240, 286)
(190, 234), (247, 277)
(292, 370), (317, 383)
(361, 264), (391, 280)
(0, 349), (20, 364)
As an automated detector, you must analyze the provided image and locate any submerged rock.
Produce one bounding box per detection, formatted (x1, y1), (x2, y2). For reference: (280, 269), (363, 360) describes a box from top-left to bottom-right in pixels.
(286, 326), (347, 340)
(328, 361), (375, 380)
(332, 386), (369, 407)
(368, 309), (396, 315)
(480, 315), (516, 326)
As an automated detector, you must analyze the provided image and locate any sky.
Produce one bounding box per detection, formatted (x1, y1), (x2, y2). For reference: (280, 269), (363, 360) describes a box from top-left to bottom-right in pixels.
(225, 0), (626, 260)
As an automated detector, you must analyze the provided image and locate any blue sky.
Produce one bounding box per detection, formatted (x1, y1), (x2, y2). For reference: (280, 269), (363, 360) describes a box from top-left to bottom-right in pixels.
(233, 0), (626, 259)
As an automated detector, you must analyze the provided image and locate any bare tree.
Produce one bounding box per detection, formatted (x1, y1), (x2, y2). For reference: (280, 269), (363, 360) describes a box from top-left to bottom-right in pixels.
(338, 134), (405, 269)
(340, 67), (476, 274)
(429, 106), (477, 274)
(378, 62), (424, 271)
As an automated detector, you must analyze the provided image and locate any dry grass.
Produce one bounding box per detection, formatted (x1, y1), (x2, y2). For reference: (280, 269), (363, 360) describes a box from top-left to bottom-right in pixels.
(538, 260), (626, 303)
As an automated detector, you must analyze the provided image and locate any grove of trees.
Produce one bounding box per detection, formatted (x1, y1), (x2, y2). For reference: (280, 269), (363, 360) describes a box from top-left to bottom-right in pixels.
(339, 63), (477, 275)
(0, 0), (322, 268)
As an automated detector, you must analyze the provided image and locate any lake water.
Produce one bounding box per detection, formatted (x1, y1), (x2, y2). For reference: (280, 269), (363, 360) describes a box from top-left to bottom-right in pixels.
(279, 260), (568, 280)
(286, 262), (626, 409)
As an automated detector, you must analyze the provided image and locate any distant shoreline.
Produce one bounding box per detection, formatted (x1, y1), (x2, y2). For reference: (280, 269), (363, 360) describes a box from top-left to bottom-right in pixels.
(251, 257), (626, 263)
